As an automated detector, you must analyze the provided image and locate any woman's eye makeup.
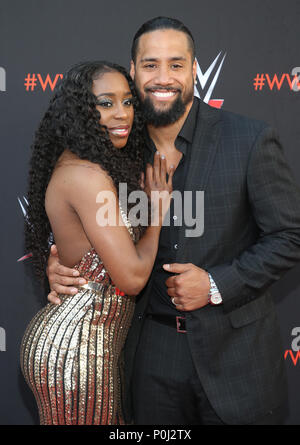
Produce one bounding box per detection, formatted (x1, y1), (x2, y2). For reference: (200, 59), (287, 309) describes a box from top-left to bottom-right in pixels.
(97, 99), (113, 107)
(124, 97), (133, 106)
(96, 97), (134, 107)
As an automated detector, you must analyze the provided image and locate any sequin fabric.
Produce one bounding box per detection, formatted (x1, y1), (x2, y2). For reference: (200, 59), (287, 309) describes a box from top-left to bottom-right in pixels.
(20, 210), (137, 425)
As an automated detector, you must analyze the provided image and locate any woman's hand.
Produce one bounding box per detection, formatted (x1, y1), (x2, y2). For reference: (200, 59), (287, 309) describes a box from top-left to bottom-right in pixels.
(144, 151), (174, 225)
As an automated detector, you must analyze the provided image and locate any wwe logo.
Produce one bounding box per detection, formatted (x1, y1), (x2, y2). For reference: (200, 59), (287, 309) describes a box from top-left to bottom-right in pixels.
(17, 196), (53, 261)
(18, 195), (29, 219)
(0, 67), (6, 92)
(17, 196), (33, 262)
(194, 52), (226, 109)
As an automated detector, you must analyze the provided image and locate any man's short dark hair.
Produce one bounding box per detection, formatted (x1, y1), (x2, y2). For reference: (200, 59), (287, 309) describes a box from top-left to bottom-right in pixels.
(131, 16), (195, 63)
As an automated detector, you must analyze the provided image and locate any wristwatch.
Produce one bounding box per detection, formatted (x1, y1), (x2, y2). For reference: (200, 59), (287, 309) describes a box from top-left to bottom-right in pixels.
(208, 273), (223, 305)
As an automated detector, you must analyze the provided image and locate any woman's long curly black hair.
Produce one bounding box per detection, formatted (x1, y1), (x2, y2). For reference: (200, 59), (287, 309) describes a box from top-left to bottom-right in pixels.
(25, 61), (146, 281)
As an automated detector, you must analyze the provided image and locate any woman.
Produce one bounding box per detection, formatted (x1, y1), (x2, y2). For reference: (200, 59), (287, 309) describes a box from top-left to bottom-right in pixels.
(20, 61), (173, 425)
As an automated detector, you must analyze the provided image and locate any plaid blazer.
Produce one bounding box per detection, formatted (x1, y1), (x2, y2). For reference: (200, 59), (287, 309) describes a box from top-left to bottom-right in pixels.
(123, 98), (300, 424)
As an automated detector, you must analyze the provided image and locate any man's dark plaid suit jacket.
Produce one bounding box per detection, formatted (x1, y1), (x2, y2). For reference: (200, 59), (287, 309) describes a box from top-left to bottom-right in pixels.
(123, 97), (300, 425)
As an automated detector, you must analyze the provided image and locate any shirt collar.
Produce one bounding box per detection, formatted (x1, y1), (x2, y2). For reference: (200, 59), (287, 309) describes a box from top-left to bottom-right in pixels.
(178, 96), (198, 144)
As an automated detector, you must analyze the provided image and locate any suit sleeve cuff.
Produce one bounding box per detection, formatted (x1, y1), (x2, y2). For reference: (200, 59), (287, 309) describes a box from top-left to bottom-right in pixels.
(207, 264), (250, 313)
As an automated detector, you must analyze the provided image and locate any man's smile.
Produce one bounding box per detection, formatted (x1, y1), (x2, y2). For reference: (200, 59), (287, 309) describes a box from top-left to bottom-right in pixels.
(146, 87), (180, 101)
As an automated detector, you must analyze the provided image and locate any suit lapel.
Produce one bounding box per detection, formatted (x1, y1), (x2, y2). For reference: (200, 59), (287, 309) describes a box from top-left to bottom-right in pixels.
(177, 101), (222, 261)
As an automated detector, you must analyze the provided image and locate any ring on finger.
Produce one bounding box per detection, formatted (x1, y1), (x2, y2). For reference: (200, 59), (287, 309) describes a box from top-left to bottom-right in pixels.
(171, 297), (177, 306)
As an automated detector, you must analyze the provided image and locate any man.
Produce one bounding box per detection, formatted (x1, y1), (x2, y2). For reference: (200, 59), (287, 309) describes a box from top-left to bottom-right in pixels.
(46, 17), (300, 425)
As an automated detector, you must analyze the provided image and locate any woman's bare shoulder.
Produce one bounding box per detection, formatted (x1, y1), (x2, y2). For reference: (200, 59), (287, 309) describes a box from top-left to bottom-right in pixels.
(51, 149), (112, 186)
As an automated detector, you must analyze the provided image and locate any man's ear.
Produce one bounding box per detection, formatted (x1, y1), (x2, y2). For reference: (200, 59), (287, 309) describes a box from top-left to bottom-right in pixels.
(192, 58), (197, 84)
(130, 60), (135, 80)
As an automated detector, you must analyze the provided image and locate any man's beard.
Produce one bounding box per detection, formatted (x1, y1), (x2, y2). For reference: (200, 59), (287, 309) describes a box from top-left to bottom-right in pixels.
(138, 85), (194, 127)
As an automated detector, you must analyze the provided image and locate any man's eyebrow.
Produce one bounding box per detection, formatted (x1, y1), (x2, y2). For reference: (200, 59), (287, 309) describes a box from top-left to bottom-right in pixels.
(140, 57), (187, 63)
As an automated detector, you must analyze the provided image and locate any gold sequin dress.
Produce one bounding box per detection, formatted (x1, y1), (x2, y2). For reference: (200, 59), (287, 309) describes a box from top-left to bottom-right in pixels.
(20, 213), (136, 425)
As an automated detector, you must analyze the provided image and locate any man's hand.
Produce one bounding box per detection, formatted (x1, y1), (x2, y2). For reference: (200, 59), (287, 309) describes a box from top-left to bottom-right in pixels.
(47, 245), (87, 305)
(162, 263), (210, 311)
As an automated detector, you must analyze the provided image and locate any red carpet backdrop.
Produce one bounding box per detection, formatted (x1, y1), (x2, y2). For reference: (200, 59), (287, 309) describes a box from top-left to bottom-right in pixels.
(0, 0), (299, 425)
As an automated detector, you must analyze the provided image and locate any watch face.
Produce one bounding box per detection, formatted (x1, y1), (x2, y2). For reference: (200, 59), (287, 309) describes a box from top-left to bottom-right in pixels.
(211, 293), (222, 305)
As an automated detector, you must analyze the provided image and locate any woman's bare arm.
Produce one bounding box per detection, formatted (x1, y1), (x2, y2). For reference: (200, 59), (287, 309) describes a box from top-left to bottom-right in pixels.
(47, 153), (173, 300)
